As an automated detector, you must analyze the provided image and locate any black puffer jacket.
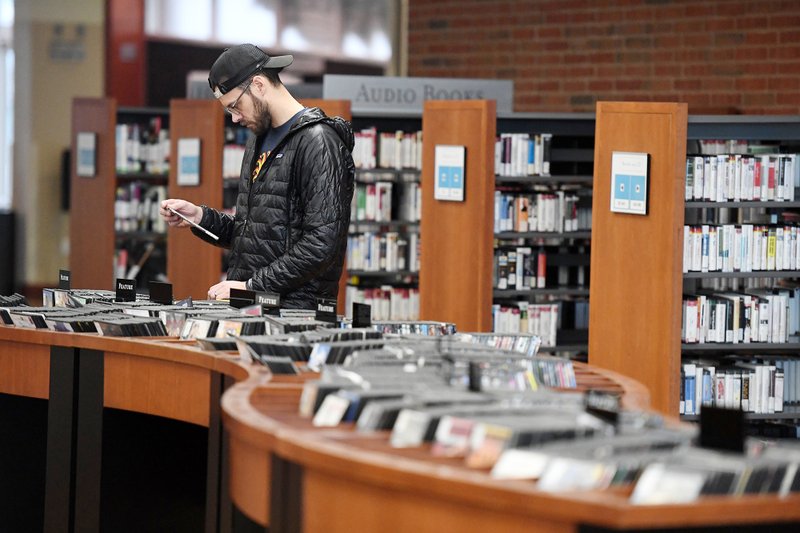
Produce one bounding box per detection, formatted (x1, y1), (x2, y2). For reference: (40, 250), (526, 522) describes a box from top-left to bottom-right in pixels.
(193, 107), (355, 309)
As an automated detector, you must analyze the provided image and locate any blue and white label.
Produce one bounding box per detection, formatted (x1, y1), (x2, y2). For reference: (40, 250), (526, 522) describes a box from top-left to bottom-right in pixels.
(177, 137), (201, 186)
(610, 152), (649, 215)
(434, 145), (466, 202)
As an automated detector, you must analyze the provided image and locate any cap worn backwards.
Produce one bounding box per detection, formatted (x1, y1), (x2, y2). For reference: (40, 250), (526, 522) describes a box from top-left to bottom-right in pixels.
(208, 43), (293, 98)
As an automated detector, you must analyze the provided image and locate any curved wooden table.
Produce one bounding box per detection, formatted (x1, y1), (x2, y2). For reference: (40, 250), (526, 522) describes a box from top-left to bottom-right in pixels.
(3, 325), (800, 532)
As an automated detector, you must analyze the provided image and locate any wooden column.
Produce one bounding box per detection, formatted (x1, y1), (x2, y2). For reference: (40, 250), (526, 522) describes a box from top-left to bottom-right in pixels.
(419, 100), (496, 332)
(70, 98), (117, 290)
(300, 99), (353, 316)
(167, 99), (225, 300)
(588, 101), (688, 416)
(105, 0), (146, 106)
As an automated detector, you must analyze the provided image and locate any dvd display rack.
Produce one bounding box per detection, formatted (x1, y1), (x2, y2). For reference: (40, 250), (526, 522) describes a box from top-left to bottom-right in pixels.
(71, 98), (169, 291)
(492, 113), (595, 357)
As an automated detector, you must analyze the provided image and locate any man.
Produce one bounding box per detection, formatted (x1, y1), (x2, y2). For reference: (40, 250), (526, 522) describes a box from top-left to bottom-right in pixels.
(160, 44), (354, 308)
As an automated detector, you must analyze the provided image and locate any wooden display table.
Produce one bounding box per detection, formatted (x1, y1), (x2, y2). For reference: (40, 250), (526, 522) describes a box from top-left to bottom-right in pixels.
(2, 325), (800, 532)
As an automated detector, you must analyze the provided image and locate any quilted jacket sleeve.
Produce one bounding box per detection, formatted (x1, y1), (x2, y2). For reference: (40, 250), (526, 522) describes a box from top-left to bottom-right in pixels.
(191, 206), (236, 247)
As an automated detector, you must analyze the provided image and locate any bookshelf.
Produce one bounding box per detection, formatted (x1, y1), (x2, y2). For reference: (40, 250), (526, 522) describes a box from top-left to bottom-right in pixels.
(678, 115), (800, 426)
(417, 103), (597, 339)
(590, 103), (800, 424)
(70, 98), (169, 291)
(493, 112), (595, 354)
(346, 109), (423, 321)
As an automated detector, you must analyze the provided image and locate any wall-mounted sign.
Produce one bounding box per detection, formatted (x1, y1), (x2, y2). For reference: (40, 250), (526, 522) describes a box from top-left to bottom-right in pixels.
(434, 145), (466, 202)
(610, 151), (649, 215)
(323, 75), (513, 115)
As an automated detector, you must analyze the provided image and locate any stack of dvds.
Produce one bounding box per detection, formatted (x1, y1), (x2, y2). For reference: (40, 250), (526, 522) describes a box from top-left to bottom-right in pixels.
(371, 320), (456, 336)
(94, 315), (168, 336)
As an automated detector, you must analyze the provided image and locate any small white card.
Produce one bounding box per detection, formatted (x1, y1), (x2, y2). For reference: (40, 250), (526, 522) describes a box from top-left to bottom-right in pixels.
(76, 132), (96, 177)
(630, 463), (705, 505)
(390, 409), (431, 448)
(434, 144), (466, 202)
(312, 393), (350, 427)
(491, 449), (550, 480)
(177, 137), (201, 186)
(610, 151), (649, 215)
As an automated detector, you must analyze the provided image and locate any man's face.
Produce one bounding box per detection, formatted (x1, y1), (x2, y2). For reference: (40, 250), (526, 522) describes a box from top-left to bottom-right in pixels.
(220, 77), (272, 135)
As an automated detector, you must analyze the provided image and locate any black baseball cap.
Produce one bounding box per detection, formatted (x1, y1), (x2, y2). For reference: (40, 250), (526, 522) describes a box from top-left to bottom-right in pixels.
(208, 44), (293, 96)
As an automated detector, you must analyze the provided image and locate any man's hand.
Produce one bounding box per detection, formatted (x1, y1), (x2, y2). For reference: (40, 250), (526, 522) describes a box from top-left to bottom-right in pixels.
(160, 199), (203, 228)
(207, 280), (247, 300)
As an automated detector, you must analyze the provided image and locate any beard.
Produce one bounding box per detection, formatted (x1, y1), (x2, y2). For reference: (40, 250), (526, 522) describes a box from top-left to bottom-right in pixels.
(246, 97), (273, 136)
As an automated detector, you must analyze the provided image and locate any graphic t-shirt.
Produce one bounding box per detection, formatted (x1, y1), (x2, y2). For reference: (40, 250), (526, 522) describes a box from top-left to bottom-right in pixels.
(251, 108), (306, 181)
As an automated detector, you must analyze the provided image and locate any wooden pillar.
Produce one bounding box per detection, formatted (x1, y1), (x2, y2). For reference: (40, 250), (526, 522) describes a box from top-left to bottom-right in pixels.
(167, 99), (225, 300)
(70, 98), (117, 290)
(588, 101), (688, 416)
(419, 100), (496, 332)
(105, 0), (146, 106)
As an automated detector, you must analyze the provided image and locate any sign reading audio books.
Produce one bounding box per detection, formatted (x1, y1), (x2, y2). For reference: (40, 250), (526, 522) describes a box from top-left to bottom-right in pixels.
(323, 74), (513, 115)
(610, 151), (649, 215)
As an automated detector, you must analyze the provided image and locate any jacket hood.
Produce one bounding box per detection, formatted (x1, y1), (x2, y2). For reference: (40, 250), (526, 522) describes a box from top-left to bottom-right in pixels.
(293, 106), (355, 152)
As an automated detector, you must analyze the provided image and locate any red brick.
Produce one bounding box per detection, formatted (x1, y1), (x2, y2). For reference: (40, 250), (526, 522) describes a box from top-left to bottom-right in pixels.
(735, 78), (769, 91)
(702, 78), (736, 91)
(538, 27), (563, 39)
(768, 77), (800, 90)
(743, 93), (777, 106)
(589, 80), (614, 91)
(616, 79), (645, 91)
(675, 79), (703, 91)
(735, 47), (771, 61)
(780, 30), (800, 44)
(745, 31), (778, 45)
(770, 45), (800, 60)
(777, 93), (800, 105)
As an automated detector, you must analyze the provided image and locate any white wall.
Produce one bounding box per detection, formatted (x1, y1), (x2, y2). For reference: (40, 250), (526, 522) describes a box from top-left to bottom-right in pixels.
(13, 0), (103, 290)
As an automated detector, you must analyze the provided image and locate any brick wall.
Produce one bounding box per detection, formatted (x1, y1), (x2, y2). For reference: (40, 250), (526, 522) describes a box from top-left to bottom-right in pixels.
(408, 0), (800, 114)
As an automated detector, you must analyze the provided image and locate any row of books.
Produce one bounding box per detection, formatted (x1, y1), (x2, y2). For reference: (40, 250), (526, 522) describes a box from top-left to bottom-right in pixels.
(115, 119), (170, 175)
(680, 359), (792, 415)
(494, 132), (552, 177)
(682, 288), (800, 344)
(494, 247), (547, 290)
(346, 232), (419, 273)
(683, 224), (800, 273)
(114, 183), (167, 233)
(684, 153), (799, 202)
(352, 128), (423, 170)
(344, 285), (420, 321)
(696, 139), (751, 155)
(491, 303), (561, 347)
(350, 181), (421, 223)
(494, 190), (590, 234)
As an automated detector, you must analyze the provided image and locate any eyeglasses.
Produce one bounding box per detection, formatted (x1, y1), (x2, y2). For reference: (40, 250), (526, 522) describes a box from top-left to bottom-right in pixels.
(224, 77), (254, 116)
